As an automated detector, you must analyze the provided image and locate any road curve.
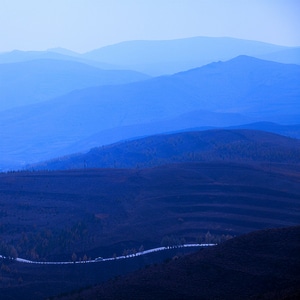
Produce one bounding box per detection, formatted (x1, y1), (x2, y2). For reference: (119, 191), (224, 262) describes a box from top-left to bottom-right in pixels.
(0, 243), (216, 265)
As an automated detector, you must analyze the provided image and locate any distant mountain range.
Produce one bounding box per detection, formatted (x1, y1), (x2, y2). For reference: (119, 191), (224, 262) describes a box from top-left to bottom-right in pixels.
(0, 59), (150, 111)
(30, 129), (300, 170)
(0, 49), (118, 69)
(1, 37), (299, 76)
(0, 55), (299, 170)
(83, 36), (299, 75)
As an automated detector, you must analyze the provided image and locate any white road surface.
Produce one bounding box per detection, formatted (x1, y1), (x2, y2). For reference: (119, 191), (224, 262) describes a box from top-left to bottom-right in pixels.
(1, 243), (216, 265)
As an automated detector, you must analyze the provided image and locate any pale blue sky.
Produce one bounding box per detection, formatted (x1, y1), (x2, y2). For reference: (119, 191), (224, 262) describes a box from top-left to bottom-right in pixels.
(0, 0), (299, 53)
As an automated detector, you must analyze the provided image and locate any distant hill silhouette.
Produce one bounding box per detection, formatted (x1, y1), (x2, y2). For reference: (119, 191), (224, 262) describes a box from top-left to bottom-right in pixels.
(0, 49), (119, 69)
(83, 36), (294, 75)
(30, 129), (300, 170)
(228, 122), (300, 139)
(0, 59), (149, 111)
(2, 37), (299, 76)
(58, 226), (300, 300)
(258, 47), (300, 65)
(1, 56), (299, 169)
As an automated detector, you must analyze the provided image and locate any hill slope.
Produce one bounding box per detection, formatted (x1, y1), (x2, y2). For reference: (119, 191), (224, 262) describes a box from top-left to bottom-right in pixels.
(1, 162), (299, 261)
(1, 56), (299, 169)
(59, 226), (300, 300)
(0, 161), (299, 299)
(31, 129), (300, 170)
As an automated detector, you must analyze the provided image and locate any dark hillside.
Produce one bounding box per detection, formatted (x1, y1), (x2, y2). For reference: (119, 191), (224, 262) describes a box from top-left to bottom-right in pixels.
(0, 162), (299, 262)
(31, 129), (300, 170)
(57, 226), (300, 300)
(0, 163), (299, 299)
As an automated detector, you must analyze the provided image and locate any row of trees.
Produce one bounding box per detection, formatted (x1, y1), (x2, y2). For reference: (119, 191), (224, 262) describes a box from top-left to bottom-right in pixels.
(0, 217), (98, 261)
(197, 231), (234, 244)
(161, 232), (234, 249)
(0, 241), (18, 259)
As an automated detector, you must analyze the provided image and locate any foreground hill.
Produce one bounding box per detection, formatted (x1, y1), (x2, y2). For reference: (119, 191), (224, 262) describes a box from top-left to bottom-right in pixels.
(31, 129), (300, 170)
(0, 59), (149, 111)
(1, 161), (299, 299)
(58, 226), (300, 300)
(1, 56), (299, 169)
(0, 162), (299, 262)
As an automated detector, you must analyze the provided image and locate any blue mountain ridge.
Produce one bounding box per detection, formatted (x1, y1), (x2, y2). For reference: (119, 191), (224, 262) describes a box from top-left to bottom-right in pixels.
(0, 59), (150, 111)
(1, 37), (299, 76)
(0, 55), (299, 169)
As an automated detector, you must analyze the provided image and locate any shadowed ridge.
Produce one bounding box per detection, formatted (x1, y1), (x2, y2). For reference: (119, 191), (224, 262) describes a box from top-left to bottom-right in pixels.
(57, 226), (300, 300)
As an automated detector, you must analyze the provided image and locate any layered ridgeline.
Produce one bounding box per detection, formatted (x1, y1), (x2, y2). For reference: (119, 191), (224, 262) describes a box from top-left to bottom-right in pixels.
(30, 129), (300, 170)
(0, 59), (149, 111)
(1, 37), (299, 76)
(82, 36), (300, 75)
(1, 56), (299, 170)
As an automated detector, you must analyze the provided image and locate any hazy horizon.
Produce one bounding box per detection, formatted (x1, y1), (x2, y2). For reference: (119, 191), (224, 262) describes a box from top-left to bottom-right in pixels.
(1, 0), (300, 53)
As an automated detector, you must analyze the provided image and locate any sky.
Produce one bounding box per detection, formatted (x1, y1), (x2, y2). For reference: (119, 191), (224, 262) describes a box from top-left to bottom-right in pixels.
(0, 0), (300, 53)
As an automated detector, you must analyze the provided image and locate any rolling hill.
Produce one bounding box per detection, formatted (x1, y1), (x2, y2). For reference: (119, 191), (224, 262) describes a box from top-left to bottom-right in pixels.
(30, 129), (300, 170)
(1, 56), (299, 170)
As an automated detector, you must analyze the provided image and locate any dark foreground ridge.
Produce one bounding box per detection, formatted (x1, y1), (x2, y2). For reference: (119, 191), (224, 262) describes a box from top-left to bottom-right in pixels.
(57, 226), (300, 300)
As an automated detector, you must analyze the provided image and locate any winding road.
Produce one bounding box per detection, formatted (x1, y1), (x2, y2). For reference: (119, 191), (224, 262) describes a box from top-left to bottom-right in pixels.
(0, 243), (216, 265)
